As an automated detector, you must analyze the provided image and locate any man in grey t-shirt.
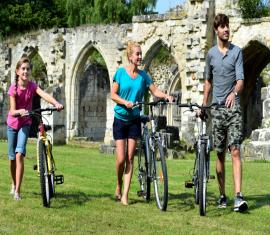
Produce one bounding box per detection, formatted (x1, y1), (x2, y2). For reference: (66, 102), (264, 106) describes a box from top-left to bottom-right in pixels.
(203, 13), (248, 212)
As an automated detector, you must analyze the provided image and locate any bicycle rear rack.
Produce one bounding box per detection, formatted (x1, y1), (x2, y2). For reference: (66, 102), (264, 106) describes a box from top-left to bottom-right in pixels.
(55, 175), (64, 184)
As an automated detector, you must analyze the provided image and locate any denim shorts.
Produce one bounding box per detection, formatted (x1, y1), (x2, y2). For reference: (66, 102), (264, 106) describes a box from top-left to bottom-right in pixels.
(7, 125), (30, 160)
(113, 117), (141, 140)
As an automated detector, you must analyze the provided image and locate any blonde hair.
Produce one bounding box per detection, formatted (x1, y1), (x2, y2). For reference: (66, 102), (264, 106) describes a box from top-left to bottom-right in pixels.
(14, 56), (31, 96)
(126, 41), (141, 62)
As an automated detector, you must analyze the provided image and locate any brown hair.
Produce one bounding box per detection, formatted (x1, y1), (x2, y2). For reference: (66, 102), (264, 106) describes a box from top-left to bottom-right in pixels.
(214, 13), (229, 30)
(14, 56), (31, 96)
(126, 41), (141, 62)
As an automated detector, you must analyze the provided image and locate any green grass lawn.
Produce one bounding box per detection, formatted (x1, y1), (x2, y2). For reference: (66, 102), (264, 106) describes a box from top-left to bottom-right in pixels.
(0, 141), (269, 235)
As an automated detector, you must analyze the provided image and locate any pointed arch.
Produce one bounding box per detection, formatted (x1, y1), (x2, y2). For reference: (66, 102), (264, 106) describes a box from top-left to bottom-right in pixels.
(67, 41), (110, 140)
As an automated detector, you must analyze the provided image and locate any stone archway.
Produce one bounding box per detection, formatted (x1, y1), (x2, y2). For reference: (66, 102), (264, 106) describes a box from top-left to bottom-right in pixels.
(142, 39), (181, 124)
(142, 39), (182, 147)
(69, 43), (110, 141)
(242, 40), (270, 137)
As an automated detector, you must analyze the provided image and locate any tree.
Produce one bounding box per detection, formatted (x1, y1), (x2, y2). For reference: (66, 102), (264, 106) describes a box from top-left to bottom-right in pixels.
(238, 0), (270, 18)
(0, 0), (157, 39)
(0, 0), (67, 39)
(65, 0), (157, 27)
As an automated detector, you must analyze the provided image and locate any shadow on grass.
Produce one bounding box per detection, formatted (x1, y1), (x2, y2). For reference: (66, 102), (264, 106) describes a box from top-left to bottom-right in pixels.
(167, 191), (233, 216)
(32, 191), (114, 208)
(168, 192), (270, 216)
(245, 194), (270, 210)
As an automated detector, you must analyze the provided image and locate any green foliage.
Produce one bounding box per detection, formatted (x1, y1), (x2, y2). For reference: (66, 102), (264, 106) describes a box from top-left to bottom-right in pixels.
(151, 46), (174, 64)
(65, 0), (157, 27)
(31, 53), (48, 89)
(87, 49), (106, 67)
(261, 63), (270, 85)
(238, 0), (270, 18)
(0, 0), (157, 39)
(0, 0), (67, 39)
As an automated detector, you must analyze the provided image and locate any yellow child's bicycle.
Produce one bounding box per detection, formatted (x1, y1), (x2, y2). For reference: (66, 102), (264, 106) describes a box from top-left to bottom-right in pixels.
(17, 107), (64, 207)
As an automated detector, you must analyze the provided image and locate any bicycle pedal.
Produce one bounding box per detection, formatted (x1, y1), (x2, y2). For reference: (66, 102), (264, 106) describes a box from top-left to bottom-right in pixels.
(55, 175), (64, 185)
(137, 190), (145, 197)
(33, 164), (37, 170)
(209, 175), (215, 180)
(185, 181), (194, 188)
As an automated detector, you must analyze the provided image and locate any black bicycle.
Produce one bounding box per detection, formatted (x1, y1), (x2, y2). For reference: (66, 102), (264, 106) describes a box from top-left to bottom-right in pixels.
(135, 99), (169, 211)
(178, 102), (221, 216)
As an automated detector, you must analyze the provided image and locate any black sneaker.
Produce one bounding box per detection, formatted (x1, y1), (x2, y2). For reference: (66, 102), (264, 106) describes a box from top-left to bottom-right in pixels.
(217, 194), (227, 209)
(234, 192), (248, 212)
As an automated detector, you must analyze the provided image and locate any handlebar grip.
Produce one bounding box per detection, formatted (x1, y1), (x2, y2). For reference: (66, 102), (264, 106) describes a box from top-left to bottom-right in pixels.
(13, 113), (21, 117)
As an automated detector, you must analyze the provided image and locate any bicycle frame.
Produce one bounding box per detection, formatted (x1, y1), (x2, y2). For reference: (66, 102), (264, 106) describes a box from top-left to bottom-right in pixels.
(195, 115), (211, 179)
(179, 102), (222, 215)
(36, 118), (55, 175)
(136, 99), (169, 211)
(140, 104), (165, 179)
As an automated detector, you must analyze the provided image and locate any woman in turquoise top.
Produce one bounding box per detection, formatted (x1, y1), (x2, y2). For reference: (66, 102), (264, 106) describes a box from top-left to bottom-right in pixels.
(111, 41), (173, 205)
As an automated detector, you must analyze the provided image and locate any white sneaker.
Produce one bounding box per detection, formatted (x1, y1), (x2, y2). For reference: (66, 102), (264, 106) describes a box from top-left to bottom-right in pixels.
(14, 192), (22, 200)
(10, 185), (15, 195)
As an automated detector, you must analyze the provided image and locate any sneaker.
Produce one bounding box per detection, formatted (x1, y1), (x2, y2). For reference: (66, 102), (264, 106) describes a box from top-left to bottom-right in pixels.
(10, 184), (15, 195)
(14, 192), (22, 201)
(234, 192), (248, 212)
(217, 194), (227, 208)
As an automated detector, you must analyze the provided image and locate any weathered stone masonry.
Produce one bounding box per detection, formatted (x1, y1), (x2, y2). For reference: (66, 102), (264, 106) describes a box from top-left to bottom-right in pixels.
(1, 0), (270, 159)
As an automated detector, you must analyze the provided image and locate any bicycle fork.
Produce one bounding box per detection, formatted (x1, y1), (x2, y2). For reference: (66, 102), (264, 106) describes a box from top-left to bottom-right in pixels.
(185, 137), (214, 188)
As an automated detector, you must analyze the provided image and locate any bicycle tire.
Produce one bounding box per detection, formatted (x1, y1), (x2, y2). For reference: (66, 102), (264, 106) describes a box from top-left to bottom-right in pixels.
(198, 143), (207, 216)
(194, 149), (199, 205)
(138, 141), (151, 201)
(38, 139), (51, 207)
(47, 141), (55, 198)
(153, 138), (168, 211)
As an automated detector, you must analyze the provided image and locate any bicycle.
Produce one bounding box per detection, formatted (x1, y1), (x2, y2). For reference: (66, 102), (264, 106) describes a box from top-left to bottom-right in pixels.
(178, 102), (222, 216)
(15, 107), (64, 207)
(135, 99), (169, 211)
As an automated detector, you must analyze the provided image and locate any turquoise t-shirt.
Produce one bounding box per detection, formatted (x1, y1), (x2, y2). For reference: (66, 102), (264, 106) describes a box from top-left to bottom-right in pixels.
(113, 67), (153, 122)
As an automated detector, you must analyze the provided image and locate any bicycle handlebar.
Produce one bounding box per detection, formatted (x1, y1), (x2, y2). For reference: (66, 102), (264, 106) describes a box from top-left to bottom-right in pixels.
(133, 98), (171, 109)
(14, 106), (64, 117)
(178, 102), (225, 110)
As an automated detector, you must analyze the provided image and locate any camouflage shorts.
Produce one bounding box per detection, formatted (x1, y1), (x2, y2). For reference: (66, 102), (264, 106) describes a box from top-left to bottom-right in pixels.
(211, 103), (243, 154)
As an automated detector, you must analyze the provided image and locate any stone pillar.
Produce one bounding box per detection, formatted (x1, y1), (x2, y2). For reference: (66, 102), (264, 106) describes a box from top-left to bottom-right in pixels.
(180, 0), (215, 147)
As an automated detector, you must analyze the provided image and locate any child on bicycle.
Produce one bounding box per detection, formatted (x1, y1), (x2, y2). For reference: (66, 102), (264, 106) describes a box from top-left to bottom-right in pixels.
(7, 56), (63, 200)
(111, 41), (173, 205)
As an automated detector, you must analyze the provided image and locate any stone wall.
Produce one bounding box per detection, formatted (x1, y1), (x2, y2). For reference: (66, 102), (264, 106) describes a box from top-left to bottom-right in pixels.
(78, 64), (109, 140)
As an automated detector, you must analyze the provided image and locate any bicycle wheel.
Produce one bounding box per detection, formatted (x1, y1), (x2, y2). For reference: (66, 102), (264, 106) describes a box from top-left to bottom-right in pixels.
(198, 143), (207, 216)
(38, 139), (51, 207)
(152, 138), (168, 211)
(137, 141), (151, 201)
(194, 151), (199, 205)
